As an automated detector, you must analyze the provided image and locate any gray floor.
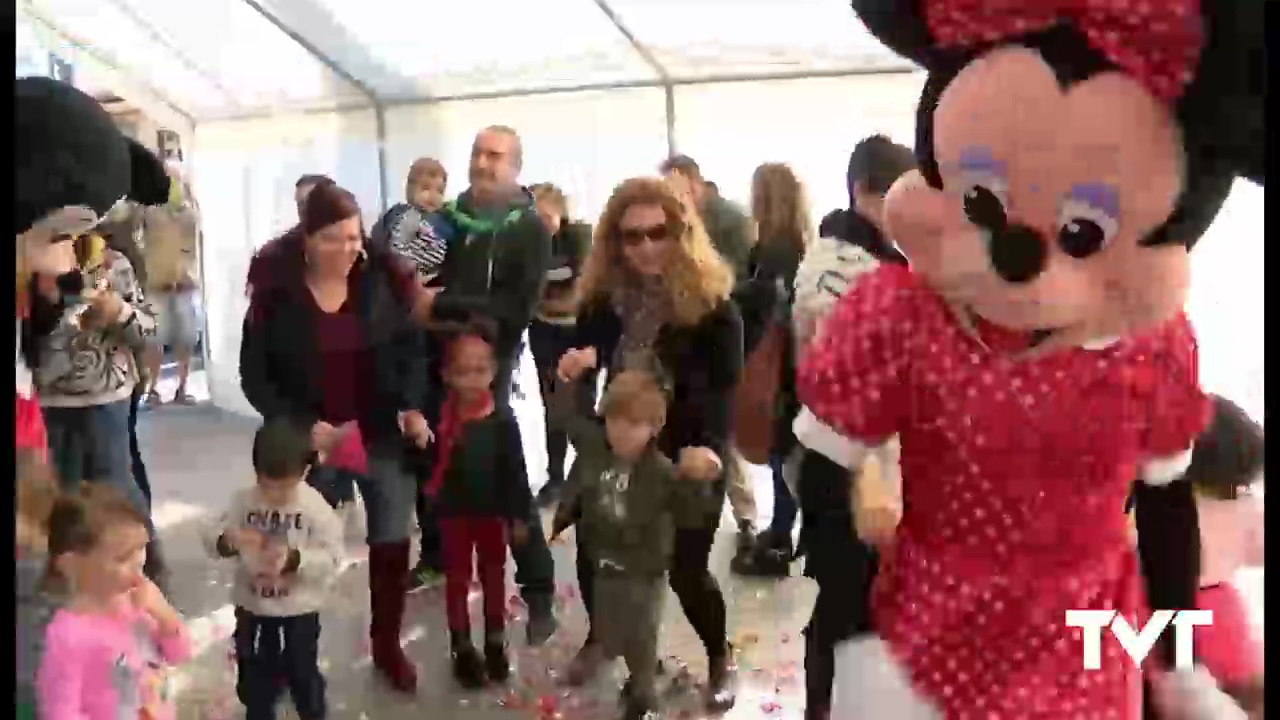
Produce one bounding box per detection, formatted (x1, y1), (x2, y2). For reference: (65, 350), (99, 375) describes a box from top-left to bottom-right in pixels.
(139, 371), (1265, 719)
(139, 376), (813, 720)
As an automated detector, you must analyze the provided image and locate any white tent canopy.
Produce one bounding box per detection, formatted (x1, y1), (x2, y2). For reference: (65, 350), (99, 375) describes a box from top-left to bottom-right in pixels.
(19, 0), (1263, 426)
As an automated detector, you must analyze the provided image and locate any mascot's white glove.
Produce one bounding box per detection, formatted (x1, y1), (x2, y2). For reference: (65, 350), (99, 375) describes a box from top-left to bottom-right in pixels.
(831, 636), (942, 719)
(1150, 666), (1248, 720)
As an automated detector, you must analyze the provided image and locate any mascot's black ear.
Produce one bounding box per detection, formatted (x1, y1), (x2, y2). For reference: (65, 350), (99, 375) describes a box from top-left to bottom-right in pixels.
(1179, 0), (1265, 187)
(850, 0), (938, 68)
(126, 138), (171, 207)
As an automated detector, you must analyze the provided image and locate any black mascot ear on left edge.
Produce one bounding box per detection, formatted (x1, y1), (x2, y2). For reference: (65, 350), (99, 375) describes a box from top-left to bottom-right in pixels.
(792, 1), (1263, 719)
(14, 76), (170, 459)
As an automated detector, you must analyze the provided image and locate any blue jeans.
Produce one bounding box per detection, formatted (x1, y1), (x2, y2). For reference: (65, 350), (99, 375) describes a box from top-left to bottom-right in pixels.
(768, 454), (798, 536)
(44, 398), (154, 537)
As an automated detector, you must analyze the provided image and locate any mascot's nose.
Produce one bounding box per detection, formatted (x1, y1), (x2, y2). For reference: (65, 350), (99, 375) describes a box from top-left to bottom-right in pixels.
(989, 222), (1047, 284)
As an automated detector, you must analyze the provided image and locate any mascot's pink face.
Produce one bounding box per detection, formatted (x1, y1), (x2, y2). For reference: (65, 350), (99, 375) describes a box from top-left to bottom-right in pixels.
(885, 46), (1191, 350)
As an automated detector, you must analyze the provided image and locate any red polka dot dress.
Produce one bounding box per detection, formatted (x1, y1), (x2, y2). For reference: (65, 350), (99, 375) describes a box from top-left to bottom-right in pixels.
(797, 265), (1209, 718)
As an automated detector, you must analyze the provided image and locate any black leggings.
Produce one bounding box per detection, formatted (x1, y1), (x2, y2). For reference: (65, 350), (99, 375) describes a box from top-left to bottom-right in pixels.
(578, 511), (729, 661)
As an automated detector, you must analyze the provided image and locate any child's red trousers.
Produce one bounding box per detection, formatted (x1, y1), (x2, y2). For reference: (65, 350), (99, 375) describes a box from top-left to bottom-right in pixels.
(439, 516), (508, 634)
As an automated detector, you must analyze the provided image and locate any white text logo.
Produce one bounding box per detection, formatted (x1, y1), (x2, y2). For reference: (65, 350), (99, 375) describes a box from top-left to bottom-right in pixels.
(1065, 609), (1212, 670)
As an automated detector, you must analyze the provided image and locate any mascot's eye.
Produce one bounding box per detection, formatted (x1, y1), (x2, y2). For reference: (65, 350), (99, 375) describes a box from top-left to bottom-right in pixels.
(1056, 199), (1118, 259)
(962, 183), (1008, 231)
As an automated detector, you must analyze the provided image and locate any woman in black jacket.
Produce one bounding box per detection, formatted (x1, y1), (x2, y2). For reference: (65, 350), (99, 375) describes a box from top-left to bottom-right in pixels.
(555, 176), (744, 711)
(730, 162), (812, 577)
(239, 181), (432, 693)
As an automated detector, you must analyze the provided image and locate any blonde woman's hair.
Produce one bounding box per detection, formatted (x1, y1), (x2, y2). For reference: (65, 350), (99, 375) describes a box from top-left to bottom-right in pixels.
(577, 176), (734, 326)
(530, 182), (568, 217)
(751, 162), (813, 254)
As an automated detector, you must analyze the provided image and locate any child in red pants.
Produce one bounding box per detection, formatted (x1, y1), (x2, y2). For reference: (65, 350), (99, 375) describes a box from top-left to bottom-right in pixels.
(422, 321), (531, 688)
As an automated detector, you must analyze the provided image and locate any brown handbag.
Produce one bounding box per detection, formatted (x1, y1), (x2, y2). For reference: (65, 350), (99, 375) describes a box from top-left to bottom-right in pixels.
(732, 319), (785, 465)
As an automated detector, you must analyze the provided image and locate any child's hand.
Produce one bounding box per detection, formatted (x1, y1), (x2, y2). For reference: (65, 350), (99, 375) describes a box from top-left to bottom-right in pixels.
(257, 543), (290, 577)
(131, 578), (182, 633)
(398, 410), (433, 449)
(677, 447), (723, 482)
(225, 527), (264, 554)
(510, 521), (530, 546)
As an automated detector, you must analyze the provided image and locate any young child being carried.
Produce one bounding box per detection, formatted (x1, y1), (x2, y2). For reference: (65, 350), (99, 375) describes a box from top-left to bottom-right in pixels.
(204, 417), (345, 720)
(420, 320), (532, 689)
(37, 484), (192, 720)
(548, 369), (721, 720)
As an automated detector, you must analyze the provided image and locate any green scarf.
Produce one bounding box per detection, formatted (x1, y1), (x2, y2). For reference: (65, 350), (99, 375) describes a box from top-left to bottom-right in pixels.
(442, 199), (523, 236)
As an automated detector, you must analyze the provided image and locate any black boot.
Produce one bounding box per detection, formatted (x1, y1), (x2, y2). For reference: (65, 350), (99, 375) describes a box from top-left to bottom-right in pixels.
(483, 631), (511, 683)
(705, 645), (737, 712)
(535, 480), (562, 509)
(450, 631), (486, 689)
(525, 592), (559, 646)
(729, 520), (757, 574)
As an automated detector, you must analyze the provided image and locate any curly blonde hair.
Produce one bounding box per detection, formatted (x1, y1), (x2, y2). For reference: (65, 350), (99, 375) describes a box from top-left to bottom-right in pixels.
(751, 162), (813, 254)
(577, 177), (733, 326)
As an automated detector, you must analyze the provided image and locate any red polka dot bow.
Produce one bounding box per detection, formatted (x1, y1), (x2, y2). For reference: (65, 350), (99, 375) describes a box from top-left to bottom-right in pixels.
(923, 0), (1203, 103)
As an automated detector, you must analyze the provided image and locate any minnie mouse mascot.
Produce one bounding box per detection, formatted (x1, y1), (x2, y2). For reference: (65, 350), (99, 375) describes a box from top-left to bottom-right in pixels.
(793, 1), (1263, 717)
(16, 77), (170, 461)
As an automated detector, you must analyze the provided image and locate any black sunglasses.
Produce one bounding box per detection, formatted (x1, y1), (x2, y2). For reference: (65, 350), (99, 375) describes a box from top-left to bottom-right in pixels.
(618, 223), (675, 246)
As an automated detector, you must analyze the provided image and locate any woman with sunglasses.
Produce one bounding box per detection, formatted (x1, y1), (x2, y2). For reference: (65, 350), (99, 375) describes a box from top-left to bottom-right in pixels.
(555, 176), (744, 711)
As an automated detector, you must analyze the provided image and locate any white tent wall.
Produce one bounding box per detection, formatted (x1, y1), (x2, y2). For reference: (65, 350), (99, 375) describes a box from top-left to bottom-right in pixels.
(191, 109), (382, 415)
(178, 76), (1260, 429)
(382, 87), (671, 223)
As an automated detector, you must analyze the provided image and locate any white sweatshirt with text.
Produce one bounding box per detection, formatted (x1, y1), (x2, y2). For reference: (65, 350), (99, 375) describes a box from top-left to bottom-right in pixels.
(203, 483), (344, 617)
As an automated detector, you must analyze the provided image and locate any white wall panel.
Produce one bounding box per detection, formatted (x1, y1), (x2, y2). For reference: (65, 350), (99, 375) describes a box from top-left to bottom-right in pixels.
(1187, 179), (1264, 423)
(671, 74), (925, 222)
(383, 88), (670, 223)
(190, 109), (381, 416)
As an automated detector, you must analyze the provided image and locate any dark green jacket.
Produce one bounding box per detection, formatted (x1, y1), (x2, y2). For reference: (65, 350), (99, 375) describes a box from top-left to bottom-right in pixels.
(431, 188), (553, 361)
(549, 380), (717, 578)
(700, 194), (753, 279)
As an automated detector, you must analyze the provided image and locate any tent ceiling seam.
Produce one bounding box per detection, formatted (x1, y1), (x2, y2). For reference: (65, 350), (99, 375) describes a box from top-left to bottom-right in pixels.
(236, 0), (382, 108)
(19, 3), (198, 128)
(592, 0), (671, 84)
(101, 0), (244, 107)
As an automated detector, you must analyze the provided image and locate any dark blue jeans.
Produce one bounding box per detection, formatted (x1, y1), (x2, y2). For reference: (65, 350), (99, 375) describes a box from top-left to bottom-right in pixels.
(45, 398), (154, 537)
(767, 454), (798, 536)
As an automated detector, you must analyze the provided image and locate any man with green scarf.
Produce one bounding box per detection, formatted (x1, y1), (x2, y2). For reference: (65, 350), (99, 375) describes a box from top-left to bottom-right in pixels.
(417, 125), (559, 644)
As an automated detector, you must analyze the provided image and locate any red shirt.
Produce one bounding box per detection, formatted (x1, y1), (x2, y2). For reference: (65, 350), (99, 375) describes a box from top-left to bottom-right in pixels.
(306, 257), (421, 426)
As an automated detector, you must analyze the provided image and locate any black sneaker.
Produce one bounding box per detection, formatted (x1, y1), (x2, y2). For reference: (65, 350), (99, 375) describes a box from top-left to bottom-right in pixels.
(524, 593), (559, 646)
(483, 637), (511, 683)
(535, 482), (562, 509)
(450, 639), (486, 689)
(704, 647), (737, 712)
(730, 520), (756, 574)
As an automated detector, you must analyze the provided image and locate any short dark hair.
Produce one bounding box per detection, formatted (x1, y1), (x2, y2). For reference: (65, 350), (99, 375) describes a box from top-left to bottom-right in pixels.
(253, 417), (315, 480)
(660, 154), (703, 182)
(1185, 395), (1264, 500)
(295, 173), (334, 190)
(847, 135), (916, 198)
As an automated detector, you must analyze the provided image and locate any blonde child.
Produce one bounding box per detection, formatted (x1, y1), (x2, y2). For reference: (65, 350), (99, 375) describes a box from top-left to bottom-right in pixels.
(205, 417), (344, 720)
(37, 483), (191, 720)
(17, 453), (61, 720)
(549, 370), (720, 720)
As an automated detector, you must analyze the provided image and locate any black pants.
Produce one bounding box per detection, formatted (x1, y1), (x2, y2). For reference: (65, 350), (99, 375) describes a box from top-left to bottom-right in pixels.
(577, 505), (729, 661)
(529, 319), (598, 487)
(797, 450), (879, 719)
(234, 609), (326, 720)
(127, 386), (152, 504)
